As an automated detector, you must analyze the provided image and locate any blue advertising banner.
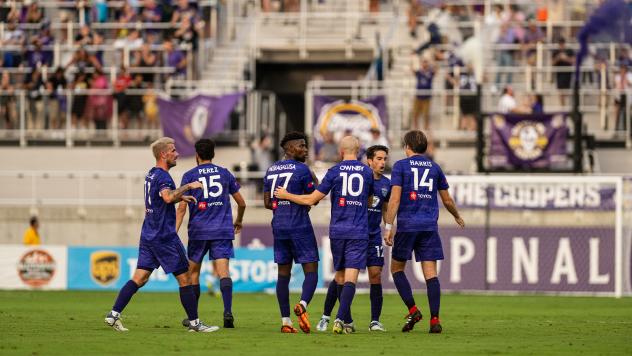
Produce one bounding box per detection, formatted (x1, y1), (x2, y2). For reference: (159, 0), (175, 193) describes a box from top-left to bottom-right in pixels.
(67, 247), (320, 292)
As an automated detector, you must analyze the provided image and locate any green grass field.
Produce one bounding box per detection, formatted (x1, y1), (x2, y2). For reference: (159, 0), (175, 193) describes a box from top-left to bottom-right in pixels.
(1, 291), (631, 355)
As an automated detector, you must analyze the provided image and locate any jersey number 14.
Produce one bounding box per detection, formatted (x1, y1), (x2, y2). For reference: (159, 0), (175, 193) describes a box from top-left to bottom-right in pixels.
(411, 168), (433, 191)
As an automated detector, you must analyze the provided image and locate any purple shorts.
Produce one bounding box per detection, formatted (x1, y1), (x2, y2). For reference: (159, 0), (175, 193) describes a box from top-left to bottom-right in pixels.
(330, 239), (368, 271)
(187, 239), (234, 263)
(367, 232), (385, 267)
(137, 237), (189, 275)
(392, 231), (444, 262)
(274, 234), (319, 265)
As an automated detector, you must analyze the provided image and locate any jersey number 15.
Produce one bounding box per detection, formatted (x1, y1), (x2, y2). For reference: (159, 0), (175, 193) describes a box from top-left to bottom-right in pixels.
(198, 175), (223, 199)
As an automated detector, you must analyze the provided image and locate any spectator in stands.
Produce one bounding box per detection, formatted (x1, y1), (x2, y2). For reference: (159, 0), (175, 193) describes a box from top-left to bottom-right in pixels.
(614, 64), (632, 131)
(65, 47), (103, 73)
(164, 38), (187, 79)
(497, 86), (523, 114)
(171, 0), (198, 25)
(75, 24), (95, 46)
(135, 43), (158, 86)
(114, 66), (132, 129)
(531, 94), (544, 114)
(408, 0), (423, 38)
(495, 21), (516, 88)
(1, 20), (26, 67)
(251, 134), (274, 171)
(116, 2), (139, 39)
(87, 68), (112, 131)
(552, 37), (575, 107)
(127, 74), (145, 128)
(452, 64), (478, 131)
(521, 18), (544, 66)
(0, 71), (17, 129)
(411, 57), (435, 130)
(318, 132), (339, 163)
(114, 29), (143, 52)
(141, 0), (163, 41)
(23, 2), (43, 24)
(143, 88), (159, 130)
(71, 71), (89, 128)
(35, 20), (54, 66)
(46, 68), (68, 129)
(366, 128), (388, 148)
(23, 216), (41, 246)
(24, 66), (45, 130)
(173, 13), (197, 49)
(484, 4), (503, 44)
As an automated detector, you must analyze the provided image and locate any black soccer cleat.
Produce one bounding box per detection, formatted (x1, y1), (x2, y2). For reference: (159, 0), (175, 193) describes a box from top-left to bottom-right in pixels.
(223, 312), (235, 328)
(429, 316), (442, 334)
(402, 309), (423, 332)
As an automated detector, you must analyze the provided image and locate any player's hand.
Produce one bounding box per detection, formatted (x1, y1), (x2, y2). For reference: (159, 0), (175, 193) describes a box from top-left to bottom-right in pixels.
(455, 216), (465, 228)
(188, 181), (203, 190)
(181, 195), (197, 204)
(274, 187), (288, 199)
(384, 229), (394, 246)
(234, 221), (243, 234)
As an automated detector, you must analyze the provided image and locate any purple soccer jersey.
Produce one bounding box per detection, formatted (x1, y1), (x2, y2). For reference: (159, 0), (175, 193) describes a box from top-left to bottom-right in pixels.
(317, 160), (374, 240)
(141, 167), (177, 243)
(368, 176), (391, 236)
(180, 163), (240, 240)
(390, 155), (449, 232)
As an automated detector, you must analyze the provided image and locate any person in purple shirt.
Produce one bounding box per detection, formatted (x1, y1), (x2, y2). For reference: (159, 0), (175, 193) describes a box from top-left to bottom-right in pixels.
(176, 138), (246, 329)
(104, 137), (218, 333)
(317, 145), (390, 332)
(164, 39), (187, 78)
(383, 130), (464, 334)
(263, 132), (319, 334)
(275, 136), (374, 335)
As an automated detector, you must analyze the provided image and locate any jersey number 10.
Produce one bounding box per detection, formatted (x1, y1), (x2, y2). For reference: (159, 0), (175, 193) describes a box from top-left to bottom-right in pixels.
(340, 172), (363, 197)
(198, 175), (223, 199)
(411, 168), (433, 191)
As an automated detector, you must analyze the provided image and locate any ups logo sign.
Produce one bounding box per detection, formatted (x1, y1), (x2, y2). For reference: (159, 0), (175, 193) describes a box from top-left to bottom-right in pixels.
(91, 251), (120, 286)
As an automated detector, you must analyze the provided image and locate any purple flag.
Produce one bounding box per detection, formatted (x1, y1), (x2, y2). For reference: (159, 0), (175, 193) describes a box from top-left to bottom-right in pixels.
(158, 93), (243, 156)
(489, 113), (568, 169)
(312, 95), (388, 152)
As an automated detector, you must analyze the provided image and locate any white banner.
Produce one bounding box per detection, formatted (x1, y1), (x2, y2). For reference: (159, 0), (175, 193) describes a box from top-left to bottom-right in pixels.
(0, 245), (67, 290)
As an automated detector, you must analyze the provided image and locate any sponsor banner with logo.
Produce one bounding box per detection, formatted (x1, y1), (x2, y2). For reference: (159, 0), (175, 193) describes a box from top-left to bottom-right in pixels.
(312, 95), (388, 153)
(489, 113), (569, 170)
(66, 247), (317, 292)
(242, 225), (617, 293)
(158, 93), (244, 157)
(0, 246), (67, 290)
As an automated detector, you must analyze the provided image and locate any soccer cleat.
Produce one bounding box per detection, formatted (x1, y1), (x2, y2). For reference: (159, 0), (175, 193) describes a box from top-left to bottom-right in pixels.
(316, 317), (329, 332)
(105, 312), (128, 332)
(332, 319), (344, 334)
(401, 309), (423, 332)
(293, 303), (311, 333)
(343, 322), (356, 334)
(429, 316), (442, 334)
(188, 320), (220, 333)
(223, 312), (235, 328)
(369, 321), (386, 332)
(281, 324), (298, 333)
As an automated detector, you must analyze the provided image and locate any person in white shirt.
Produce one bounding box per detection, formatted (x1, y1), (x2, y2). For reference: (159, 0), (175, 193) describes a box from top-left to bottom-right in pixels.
(498, 86), (517, 113)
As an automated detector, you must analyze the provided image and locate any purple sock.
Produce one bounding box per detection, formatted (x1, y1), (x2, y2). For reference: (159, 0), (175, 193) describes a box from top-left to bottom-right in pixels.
(369, 283), (383, 321)
(426, 277), (441, 318)
(112, 280), (139, 313)
(192, 284), (200, 302)
(276, 274), (291, 318)
(300, 272), (318, 306)
(322, 279), (338, 316)
(393, 271), (416, 310)
(220, 278), (233, 314)
(335, 282), (356, 323)
(179, 285), (199, 321)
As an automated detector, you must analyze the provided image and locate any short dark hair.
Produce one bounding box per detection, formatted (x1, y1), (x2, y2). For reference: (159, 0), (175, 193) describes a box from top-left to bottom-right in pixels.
(366, 145), (389, 159)
(280, 131), (307, 149)
(403, 130), (428, 154)
(195, 138), (215, 161)
(29, 216), (38, 226)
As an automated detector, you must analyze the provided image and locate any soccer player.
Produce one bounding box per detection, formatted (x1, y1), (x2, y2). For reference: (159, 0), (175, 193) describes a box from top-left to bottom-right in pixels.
(263, 132), (320, 334)
(317, 145), (390, 332)
(104, 137), (218, 332)
(176, 138), (246, 328)
(383, 130), (464, 333)
(275, 135), (373, 334)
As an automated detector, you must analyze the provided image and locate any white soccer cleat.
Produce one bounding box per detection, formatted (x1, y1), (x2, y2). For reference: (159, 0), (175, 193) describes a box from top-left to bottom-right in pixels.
(369, 320), (386, 332)
(343, 322), (356, 334)
(316, 317), (329, 332)
(188, 320), (220, 333)
(105, 312), (129, 332)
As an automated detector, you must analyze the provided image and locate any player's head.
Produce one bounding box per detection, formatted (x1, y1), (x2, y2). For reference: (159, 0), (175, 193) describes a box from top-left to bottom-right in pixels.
(403, 130), (428, 156)
(366, 145), (389, 175)
(280, 131), (308, 162)
(195, 138), (215, 164)
(29, 216), (38, 229)
(339, 135), (360, 158)
(151, 137), (178, 168)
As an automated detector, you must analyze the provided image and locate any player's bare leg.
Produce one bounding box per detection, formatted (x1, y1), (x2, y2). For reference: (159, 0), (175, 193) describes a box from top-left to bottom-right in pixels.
(277, 263), (298, 333)
(175, 271), (219, 333)
(391, 259), (422, 332)
(105, 268), (151, 331)
(333, 268), (359, 334)
(293, 261), (318, 333)
(421, 260), (442, 333)
(214, 258), (234, 328)
(368, 266), (385, 331)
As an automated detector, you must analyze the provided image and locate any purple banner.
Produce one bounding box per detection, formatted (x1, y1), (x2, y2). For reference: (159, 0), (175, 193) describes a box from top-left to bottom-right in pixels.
(240, 225), (616, 293)
(158, 93), (243, 157)
(312, 95), (388, 153)
(489, 113), (569, 169)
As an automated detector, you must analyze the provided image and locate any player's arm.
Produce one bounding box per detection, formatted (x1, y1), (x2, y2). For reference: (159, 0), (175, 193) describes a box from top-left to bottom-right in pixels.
(274, 187), (326, 206)
(383, 185), (402, 246)
(175, 201), (188, 233)
(161, 181), (202, 204)
(263, 191), (273, 210)
(231, 191), (246, 234)
(439, 189), (465, 228)
(308, 169), (320, 206)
